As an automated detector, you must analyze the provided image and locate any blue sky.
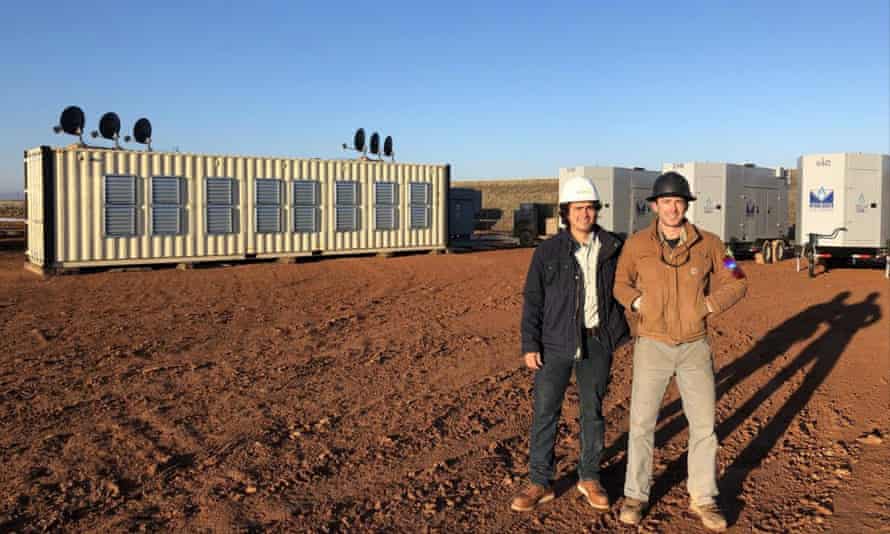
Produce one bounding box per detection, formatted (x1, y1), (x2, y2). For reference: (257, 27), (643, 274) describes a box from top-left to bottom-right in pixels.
(0, 1), (887, 194)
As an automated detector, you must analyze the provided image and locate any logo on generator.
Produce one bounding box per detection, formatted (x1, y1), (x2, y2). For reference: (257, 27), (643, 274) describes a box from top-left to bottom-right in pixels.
(809, 187), (834, 209)
(703, 197), (714, 214)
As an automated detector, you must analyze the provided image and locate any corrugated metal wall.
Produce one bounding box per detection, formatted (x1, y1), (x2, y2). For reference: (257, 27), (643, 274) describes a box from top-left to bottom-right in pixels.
(25, 148), (46, 265)
(31, 146), (448, 268)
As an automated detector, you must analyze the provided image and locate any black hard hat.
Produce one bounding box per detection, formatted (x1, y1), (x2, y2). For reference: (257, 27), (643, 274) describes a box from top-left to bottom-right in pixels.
(647, 171), (696, 202)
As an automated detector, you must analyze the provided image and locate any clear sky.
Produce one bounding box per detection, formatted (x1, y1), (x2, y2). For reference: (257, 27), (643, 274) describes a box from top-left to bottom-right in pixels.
(0, 0), (887, 194)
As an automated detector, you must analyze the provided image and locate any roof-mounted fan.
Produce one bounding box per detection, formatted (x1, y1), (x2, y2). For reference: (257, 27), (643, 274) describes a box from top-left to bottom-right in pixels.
(342, 128), (366, 156)
(124, 118), (153, 151)
(91, 112), (122, 148)
(52, 105), (86, 144)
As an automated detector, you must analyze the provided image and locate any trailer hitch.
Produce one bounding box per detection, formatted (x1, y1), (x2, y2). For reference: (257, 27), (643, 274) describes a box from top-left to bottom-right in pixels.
(799, 227), (847, 278)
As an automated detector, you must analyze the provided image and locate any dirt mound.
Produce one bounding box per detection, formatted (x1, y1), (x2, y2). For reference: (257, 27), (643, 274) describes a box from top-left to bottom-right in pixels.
(0, 249), (887, 532)
(0, 200), (24, 219)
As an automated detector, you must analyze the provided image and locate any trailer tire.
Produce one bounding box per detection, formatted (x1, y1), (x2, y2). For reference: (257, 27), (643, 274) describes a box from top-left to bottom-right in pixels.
(762, 240), (773, 264)
(774, 240), (785, 262)
(519, 229), (534, 247)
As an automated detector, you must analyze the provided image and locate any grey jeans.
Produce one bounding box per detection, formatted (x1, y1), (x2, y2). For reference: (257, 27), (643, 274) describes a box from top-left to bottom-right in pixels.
(624, 336), (718, 506)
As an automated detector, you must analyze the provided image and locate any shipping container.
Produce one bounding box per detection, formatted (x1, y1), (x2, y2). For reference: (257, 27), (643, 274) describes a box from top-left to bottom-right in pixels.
(24, 145), (449, 272)
(661, 162), (789, 259)
(557, 166), (659, 238)
(796, 152), (890, 275)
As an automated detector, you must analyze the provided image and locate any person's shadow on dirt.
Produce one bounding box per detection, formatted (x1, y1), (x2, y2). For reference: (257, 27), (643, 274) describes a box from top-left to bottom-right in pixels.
(585, 291), (880, 523)
(714, 291), (881, 524)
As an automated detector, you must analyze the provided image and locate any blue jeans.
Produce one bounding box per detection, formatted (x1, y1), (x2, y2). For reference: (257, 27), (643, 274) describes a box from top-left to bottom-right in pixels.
(528, 333), (612, 487)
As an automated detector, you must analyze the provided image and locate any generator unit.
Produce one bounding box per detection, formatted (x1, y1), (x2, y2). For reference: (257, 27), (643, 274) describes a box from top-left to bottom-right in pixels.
(661, 162), (790, 260)
(796, 152), (890, 275)
(513, 203), (557, 246)
(557, 166), (659, 238)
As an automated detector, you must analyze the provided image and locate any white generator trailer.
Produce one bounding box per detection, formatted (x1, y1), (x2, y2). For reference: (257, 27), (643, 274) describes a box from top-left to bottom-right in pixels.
(796, 152), (890, 278)
(557, 166), (659, 238)
(661, 162), (790, 260)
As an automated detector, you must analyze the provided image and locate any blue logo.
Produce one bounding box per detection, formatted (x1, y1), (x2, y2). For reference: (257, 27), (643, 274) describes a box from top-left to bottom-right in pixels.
(809, 187), (834, 209)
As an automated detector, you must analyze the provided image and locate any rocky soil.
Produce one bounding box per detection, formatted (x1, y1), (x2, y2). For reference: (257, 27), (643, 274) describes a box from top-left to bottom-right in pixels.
(0, 247), (887, 532)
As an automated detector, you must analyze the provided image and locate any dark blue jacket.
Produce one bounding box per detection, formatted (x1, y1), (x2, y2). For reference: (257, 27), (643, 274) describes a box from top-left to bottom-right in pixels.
(521, 227), (630, 358)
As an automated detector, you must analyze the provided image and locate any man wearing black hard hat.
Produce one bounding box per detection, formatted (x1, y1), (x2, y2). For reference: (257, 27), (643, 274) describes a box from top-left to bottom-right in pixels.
(613, 171), (747, 532)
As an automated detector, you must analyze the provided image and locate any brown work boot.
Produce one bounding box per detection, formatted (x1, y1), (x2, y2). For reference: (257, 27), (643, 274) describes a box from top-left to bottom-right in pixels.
(690, 501), (728, 532)
(576, 479), (610, 510)
(510, 482), (555, 512)
(619, 497), (646, 525)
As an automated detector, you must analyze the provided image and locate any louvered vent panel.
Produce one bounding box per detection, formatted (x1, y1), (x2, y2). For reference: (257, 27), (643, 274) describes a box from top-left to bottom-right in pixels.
(106, 175), (136, 204)
(105, 206), (136, 236)
(294, 206), (319, 233)
(207, 205), (234, 234)
(152, 177), (181, 205)
(336, 182), (358, 205)
(375, 182), (397, 205)
(256, 180), (281, 205)
(256, 205), (281, 233)
(207, 178), (234, 205)
(409, 182), (429, 205)
(152, 206), (181, 235)
(335, 206), (359, 231)
(293, 181), (318, 206)
(410, 205), (429, 229)
(375, 206), (398, 230)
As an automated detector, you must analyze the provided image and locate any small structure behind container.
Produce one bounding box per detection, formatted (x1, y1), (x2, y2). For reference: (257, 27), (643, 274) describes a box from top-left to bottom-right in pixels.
(661, 162), (789, 260)
(796, 152), (890, 277)
(557, 166), (659, 238)
(513, 203), (557, 246)
(448, 187), (481, 240)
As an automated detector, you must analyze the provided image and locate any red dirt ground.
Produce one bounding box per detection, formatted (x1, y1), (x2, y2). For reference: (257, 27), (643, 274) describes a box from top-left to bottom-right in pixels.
(0, 247), (887, 532)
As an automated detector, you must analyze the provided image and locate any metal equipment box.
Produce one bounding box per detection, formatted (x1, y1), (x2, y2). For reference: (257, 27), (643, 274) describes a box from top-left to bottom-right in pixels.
(796, 152), (890, 255)
(557, 166), (659, 238)
(448, 187), (481, 239)
(661, 162), (789, 256)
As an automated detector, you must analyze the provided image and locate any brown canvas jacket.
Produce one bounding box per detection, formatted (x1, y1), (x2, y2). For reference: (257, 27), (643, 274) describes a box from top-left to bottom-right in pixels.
(614, 219), (747, 345)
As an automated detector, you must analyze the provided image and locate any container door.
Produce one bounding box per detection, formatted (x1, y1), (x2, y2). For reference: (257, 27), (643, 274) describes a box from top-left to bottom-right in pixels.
(449, 198), (475, 237)
(741, 187), (758, 241)
(631, 187), (652, 233)
(844, 169), (881, 245)
(757, 188), (769, 239)
(693, 175), (724, 240)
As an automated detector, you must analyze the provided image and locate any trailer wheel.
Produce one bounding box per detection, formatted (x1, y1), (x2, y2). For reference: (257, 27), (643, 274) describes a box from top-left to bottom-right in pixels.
(519, 229), (534, 247)
(762, 240), (773, 264)
(774, 240), (785, 262)
(804, 244), (816, 278)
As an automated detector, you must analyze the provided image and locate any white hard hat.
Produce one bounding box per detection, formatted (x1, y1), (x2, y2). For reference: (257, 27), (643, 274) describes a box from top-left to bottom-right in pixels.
(560, 176), (600, 204)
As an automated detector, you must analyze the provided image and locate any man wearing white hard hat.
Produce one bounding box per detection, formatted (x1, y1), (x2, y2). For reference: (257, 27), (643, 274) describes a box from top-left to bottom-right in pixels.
(512, 176), (630, 513)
